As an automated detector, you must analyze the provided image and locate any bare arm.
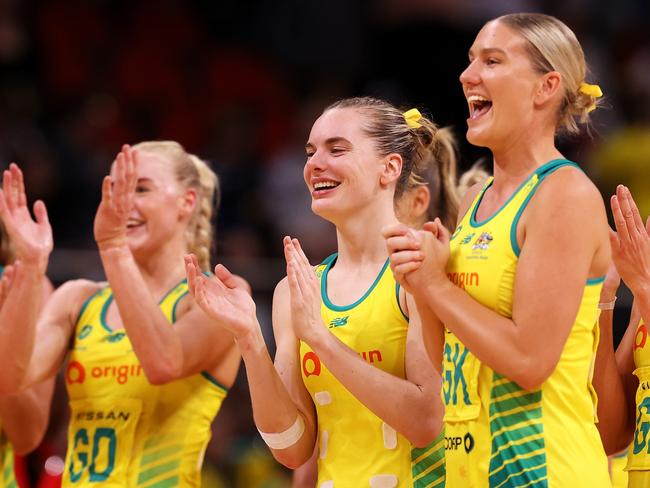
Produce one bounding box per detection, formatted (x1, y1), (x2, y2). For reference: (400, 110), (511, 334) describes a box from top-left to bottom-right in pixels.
(0, 267), (56, 455)
(595, 185), (650, 452)
(0, 164), (52, 393)
(186, 259), (318, 469)
(94, 146), (237, 384)
(387, 169), (609, 390)
(593, 264), (636, 454)
(285, 237), (443, 446)
(0, 378), (55, 455)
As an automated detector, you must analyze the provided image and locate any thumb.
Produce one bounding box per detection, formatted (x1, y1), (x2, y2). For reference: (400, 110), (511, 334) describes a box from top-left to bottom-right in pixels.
(646, 215), (650, 235)
(436, 218), (451, 246)
(33, 200), (50, 226)
(214, 264), (238, 289)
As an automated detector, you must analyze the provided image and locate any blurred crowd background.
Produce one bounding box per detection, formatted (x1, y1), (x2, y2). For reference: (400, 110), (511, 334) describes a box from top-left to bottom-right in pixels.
(0, 0), (649, 486)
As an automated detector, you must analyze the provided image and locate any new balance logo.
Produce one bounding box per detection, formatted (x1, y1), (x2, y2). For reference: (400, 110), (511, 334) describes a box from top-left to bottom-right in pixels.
(329, 316), (349, 328)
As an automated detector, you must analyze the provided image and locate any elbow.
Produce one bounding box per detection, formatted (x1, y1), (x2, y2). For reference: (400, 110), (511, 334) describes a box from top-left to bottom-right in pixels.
(508, 356), (556, 392)
(142, 359), (183, 386)
(597, 421), (634, 456)
(408, 415), (444, 448)
(11, 426), (46, 456)
(272, 448), (312, 470)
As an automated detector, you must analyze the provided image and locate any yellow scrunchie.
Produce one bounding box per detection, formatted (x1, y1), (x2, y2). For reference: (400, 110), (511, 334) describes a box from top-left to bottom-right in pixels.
(403, 108), (422, 129)
(579, 82), (603, 112)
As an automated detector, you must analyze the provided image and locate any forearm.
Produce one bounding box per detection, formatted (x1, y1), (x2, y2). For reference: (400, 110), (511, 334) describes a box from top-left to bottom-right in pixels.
(100, 246), (182, 383)
(237, 327), (316, 467)
(631, 285), (650, 327)
(307, 329), (442, 445)
(593, 310), (634, 453)
(0, 264), (44, 393)
(0, 378), (54, 455)
(418, 279), (542, 389)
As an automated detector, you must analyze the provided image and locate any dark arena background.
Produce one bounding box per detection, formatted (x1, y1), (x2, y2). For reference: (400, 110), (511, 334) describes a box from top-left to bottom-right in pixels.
(0, 0), (649, 486)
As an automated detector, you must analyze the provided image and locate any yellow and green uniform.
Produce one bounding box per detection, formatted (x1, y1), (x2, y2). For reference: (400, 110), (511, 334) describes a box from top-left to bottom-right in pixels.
(628, 319), (650, 486)
(0, 267), (17, 488)
(444, 159), (609, 487)
(63, 281), (228, 487)
(0, 429), (16, 488)
(300, 254), (445, 488)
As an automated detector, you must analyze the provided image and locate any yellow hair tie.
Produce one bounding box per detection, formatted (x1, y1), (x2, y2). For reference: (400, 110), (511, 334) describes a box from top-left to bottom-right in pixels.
(403, 108), (422, 129)
(579, 82), (603, 112)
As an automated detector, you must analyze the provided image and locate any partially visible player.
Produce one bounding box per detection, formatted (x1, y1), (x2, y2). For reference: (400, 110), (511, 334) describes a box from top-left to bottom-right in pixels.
(0, 143), (240, 487)
(593, 185), (650, 487)
(0, 193), (54, 488)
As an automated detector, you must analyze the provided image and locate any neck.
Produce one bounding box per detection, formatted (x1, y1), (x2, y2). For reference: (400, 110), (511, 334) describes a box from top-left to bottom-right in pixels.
(490, 126), (562, 194)
(133, 238), (188, 293)
(331, 194), (398, 268)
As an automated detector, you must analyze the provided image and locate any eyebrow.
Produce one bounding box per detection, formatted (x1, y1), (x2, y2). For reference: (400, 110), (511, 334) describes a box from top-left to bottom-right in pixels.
(305, 136), (352, 150)
(468, 47), (507, 58)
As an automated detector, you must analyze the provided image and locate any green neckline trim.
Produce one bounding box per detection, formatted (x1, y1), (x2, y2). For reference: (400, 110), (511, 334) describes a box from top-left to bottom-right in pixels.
(100, 278), (188, 332)
(470, 158), (569, 228)
(321, 253), (390, 312)
(586, 276), (606, 285)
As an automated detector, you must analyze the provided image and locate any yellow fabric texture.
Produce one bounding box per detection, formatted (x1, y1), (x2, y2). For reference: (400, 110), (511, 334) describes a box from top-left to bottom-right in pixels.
(0, 429), (16, 488)
(628, 319), (650, 482)
(300, 256), (445, 488)
(444, 159), (609, 487)
(63, 281), (227, 487)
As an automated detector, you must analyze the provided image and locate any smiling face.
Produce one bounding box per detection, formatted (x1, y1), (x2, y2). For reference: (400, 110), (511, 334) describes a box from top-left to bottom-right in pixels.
(114, 151), (195, 258)
(460, 20), (550, 150)
(303, 107), (397, 221)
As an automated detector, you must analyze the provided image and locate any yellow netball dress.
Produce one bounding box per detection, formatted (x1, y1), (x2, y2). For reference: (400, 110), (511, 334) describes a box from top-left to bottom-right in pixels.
(300, 254), (445, 488)
(63, 280), (228, 487)
(444, 159), (609, 487)
(0, 429), (16, 488)
(628, 319), (650, 486)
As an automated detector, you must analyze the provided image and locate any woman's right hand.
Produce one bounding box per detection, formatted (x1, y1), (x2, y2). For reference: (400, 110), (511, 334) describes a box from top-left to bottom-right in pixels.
(0, 164), (52, 272)
(184, 254), (258, 339)
(610, 185), (650, 296)
(94, 145), (137, 251)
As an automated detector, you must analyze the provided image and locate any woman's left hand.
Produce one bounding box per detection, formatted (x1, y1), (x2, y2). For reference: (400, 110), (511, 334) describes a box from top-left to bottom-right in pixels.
(283, 236), (325, 344)
(384, 218), (451, 297)
(94, 145), (138, 251)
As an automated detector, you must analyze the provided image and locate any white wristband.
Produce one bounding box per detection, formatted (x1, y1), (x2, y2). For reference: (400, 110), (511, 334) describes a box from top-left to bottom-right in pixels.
(257, 414), (305, 450)
(598, 297), (617, 310)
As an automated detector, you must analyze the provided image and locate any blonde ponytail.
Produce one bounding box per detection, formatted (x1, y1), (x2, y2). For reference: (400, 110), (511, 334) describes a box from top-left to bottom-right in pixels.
(186, 155), (219, 270)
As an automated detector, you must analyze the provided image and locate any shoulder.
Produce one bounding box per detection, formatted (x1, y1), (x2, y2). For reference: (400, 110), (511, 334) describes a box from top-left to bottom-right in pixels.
(531, 165), (605, 218)
(46, 279), (104, 326)
(55, 279), (104, 301)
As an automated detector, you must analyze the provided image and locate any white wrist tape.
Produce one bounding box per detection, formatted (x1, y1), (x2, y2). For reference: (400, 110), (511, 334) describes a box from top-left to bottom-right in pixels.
(257, 414), (305, 450)
(598, 297), (617, 311)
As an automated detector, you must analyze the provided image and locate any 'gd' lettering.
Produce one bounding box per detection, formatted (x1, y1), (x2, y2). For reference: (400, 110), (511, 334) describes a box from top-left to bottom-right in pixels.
(443, 342), (470, 406)
(69, 427), (116, 482)
(633, 397), (650, 455)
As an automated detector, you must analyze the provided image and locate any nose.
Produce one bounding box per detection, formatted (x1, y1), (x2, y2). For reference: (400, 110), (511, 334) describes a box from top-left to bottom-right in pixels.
(304, 150), (327, 174)
(460, 59), (480, 88)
